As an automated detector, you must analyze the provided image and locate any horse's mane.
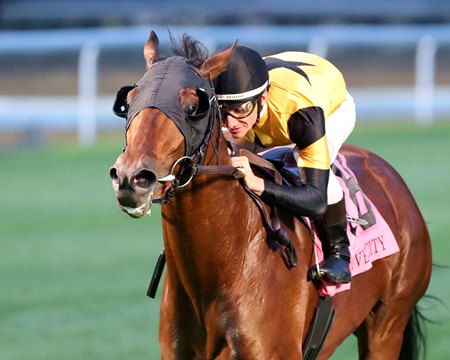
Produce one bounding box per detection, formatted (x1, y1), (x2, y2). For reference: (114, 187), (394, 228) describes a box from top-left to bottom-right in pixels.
(169, 32), (209, 68)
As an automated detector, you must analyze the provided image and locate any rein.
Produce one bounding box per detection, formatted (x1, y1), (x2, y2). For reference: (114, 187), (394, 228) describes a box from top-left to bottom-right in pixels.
(152, 160), (244, 204)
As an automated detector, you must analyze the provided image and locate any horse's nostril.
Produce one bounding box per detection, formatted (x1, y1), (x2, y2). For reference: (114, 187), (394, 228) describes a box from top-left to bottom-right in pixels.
(133, 169), (157, 188)
(109, 167), (119, 181)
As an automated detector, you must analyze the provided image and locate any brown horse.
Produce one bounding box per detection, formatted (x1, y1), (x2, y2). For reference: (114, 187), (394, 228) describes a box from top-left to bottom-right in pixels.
(110, 32), (432, 359)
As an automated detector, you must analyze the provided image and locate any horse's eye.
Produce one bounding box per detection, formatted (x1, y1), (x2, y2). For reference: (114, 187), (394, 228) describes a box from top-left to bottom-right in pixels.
(186, 104), (197, 116)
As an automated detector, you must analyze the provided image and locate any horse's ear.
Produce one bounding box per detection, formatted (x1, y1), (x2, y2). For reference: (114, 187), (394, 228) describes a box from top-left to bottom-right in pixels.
(199, 41), (237, 80)
(144, 31), (159, 70)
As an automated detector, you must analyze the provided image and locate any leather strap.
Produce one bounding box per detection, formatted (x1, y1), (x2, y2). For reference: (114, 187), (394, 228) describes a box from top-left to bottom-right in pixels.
(194, 164), (243, 178)
(239, 148), (283, 185)
(302, 296), (336, 360)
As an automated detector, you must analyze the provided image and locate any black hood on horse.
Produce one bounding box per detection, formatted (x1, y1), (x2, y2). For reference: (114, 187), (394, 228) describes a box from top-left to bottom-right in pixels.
(118, 56), (215, 156)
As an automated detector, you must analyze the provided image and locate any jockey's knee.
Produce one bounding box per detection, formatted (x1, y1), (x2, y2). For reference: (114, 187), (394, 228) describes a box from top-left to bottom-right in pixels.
(327, 172), (344, 205)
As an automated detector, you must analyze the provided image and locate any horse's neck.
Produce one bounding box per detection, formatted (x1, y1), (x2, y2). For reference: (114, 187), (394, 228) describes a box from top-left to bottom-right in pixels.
(161, 131), (262, 288)
(163, 137), (252, 245)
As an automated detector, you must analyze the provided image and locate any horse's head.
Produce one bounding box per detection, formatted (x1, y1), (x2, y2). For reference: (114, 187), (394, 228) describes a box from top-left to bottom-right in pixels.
(110, 31), (234, 218)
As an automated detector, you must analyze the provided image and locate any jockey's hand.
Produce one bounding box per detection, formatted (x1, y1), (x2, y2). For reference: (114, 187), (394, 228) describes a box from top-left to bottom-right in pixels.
(231, 156), (265, 196)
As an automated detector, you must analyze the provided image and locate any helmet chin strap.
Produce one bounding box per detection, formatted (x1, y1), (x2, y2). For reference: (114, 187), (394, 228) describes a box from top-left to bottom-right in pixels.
(253, 98), (266, 128)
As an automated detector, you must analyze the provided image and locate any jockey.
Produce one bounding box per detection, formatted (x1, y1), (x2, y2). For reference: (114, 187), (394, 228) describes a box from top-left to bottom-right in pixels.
(215, 46), (356, 283)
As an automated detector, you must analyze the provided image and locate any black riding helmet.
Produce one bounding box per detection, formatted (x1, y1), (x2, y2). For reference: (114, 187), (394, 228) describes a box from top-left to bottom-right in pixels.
(215, 45), (269, 103)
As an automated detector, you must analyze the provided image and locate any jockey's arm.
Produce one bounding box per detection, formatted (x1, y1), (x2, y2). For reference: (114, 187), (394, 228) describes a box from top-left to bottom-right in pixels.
(260, 106), (330, 218)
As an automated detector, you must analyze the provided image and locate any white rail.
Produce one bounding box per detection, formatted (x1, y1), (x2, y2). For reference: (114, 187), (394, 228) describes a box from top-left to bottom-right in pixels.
(1, 25), (450, 146)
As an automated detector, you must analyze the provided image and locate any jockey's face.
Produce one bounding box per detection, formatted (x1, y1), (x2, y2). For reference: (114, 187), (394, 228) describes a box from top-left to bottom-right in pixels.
(221, 91), (267, 139)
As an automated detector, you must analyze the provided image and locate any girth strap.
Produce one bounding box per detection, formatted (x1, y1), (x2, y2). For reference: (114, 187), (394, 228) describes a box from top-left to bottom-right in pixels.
(302, 296), (336, 360)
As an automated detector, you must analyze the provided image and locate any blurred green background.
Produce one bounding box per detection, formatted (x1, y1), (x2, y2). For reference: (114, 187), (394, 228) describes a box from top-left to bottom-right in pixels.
(1, 121), (449, 359)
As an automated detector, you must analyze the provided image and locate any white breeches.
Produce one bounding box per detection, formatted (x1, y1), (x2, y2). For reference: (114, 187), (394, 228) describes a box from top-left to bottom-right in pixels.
(326, 91), (356, 205)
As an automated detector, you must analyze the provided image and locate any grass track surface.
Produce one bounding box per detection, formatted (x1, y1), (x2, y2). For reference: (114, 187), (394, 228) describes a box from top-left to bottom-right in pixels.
(1, 122), (449, 359)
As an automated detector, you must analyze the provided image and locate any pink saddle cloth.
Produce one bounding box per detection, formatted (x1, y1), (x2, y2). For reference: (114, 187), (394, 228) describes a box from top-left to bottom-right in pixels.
(314, 154), (400, 297)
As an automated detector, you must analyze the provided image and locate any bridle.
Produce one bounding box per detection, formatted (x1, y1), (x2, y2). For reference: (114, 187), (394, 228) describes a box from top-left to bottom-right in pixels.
(151, 90), (220, 204)
(123, 77), (242, 205)
(111, 55), (248, 212)
(152, 92), (247, 204)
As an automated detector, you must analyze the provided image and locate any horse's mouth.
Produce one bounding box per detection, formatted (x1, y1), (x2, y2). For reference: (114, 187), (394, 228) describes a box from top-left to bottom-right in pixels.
(119, 191), (154, 218)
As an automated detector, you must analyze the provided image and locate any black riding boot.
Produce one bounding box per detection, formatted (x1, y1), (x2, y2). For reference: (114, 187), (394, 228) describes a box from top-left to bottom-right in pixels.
(309, 198), (351, 283)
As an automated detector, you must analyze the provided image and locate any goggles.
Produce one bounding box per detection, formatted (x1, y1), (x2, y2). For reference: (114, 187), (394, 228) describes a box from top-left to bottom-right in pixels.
(219, 100), (256, 120)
